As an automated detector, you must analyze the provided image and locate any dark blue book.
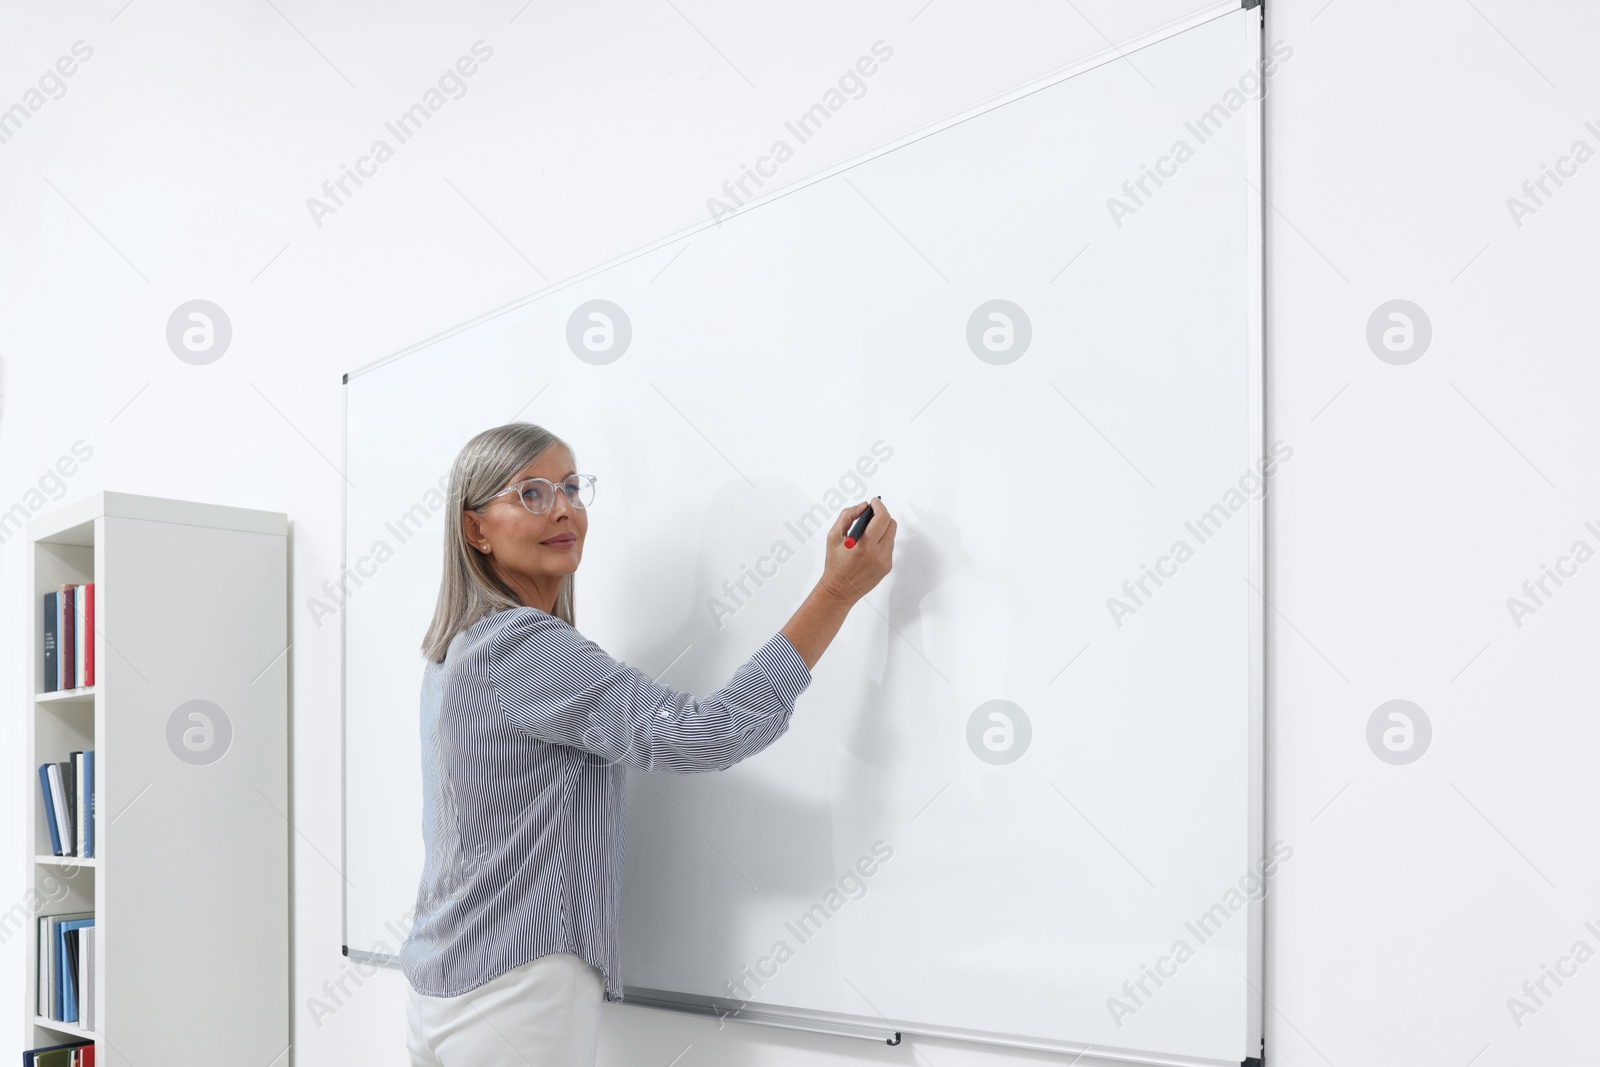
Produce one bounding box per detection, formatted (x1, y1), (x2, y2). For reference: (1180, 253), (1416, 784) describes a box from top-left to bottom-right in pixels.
(41, 593), (58, 694)
(55, 918), (93, 1022)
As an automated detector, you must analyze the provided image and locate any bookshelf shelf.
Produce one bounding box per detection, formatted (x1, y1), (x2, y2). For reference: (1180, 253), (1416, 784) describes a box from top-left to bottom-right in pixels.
(25, 491), (290, 1066)
(33, 1014), (100, 1043)
(36, 687), (96, 705)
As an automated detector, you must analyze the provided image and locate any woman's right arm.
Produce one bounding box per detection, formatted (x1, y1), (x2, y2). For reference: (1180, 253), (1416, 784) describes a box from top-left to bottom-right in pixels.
(490, 610), (810, 773)
(491, 498), (895, 772)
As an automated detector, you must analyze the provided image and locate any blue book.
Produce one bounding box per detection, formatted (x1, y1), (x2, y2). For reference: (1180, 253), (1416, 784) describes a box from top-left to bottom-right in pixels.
(37, 765), (62, 856)
(55, 918), (94, 1022)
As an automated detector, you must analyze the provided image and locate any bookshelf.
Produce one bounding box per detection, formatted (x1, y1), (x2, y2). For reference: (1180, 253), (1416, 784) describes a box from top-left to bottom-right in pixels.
(26, 492), (290, 1066)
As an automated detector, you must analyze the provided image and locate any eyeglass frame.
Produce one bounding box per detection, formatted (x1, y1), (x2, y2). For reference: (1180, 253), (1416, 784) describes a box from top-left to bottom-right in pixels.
(471, 473), (598, 515)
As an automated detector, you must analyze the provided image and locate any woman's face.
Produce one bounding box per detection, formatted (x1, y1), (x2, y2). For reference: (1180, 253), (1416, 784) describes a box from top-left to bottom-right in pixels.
(464, 445), (587, 609)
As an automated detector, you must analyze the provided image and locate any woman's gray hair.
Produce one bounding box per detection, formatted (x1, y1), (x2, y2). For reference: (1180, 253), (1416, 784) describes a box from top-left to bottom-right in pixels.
(421, 422), (577, 662)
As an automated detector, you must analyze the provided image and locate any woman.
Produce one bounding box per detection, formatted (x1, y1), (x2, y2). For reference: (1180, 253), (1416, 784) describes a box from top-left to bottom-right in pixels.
(400, 422), (895, 1066)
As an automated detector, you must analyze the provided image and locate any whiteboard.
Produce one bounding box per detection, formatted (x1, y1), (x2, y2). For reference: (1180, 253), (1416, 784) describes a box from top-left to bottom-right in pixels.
(343, 7), (1264, 1065)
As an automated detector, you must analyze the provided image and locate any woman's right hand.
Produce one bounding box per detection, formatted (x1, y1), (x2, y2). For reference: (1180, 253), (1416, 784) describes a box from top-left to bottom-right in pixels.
(819, 497), (896, 603)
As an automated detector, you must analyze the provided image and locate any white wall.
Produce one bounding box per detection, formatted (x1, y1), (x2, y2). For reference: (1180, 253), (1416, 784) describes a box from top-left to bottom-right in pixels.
(2, 1), (1595, 1064)
(1264, 2), (1600, 1064)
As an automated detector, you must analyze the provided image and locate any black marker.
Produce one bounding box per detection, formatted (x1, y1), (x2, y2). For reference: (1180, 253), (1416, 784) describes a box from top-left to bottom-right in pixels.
(843, 498), (880, 549)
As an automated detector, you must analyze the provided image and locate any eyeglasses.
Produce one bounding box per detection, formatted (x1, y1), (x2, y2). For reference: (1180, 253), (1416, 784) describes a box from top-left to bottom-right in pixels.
(475, 474), (597, 515)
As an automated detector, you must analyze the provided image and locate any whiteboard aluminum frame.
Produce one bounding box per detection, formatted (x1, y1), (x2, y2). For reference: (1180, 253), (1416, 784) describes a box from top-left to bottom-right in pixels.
(340, 2), (1267, 1064)
(1243, 1), (1267, 1061)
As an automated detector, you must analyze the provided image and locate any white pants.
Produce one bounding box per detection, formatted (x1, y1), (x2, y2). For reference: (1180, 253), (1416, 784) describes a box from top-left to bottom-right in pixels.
(406, 952), (604, 1067)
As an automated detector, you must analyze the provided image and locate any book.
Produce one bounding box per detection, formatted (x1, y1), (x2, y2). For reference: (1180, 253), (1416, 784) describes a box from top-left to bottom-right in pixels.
(45, 765), (71, 857)
(58, 584), (75, 692)
(82, 584), (95, 687)
(74, 585), (86, 688)
(61, 758), (77, 855)
(37, 916), (51, 1014)
(77, 751), (94, 859)
(81, 925), (96, 1032)
(64, 927), (81, 1015)
(38, 765), (63, 856)
(42, 592), (59, 694)
(55, 917), (94, 1022)
(73, 751), (92, 857)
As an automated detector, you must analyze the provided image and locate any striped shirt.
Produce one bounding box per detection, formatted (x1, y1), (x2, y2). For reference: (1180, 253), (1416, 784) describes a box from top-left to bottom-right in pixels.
(398, 605), (813, 1001)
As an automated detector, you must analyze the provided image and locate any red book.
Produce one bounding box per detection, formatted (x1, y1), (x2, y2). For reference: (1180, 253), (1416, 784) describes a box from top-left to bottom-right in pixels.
(58, 584), (76, 692)
(83, 584), (95, 687)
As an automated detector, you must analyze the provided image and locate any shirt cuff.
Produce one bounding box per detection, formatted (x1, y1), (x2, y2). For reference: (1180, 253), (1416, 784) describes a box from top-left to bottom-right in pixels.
(756, 632), (812, 702)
